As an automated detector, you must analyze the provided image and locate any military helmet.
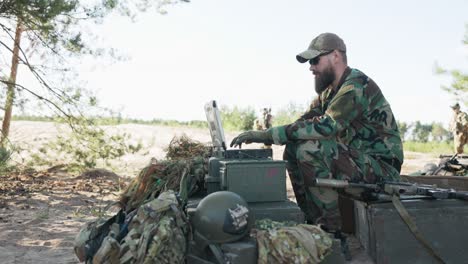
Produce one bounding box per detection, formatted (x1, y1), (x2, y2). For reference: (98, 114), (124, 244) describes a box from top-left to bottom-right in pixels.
(192, 191), (251, 244)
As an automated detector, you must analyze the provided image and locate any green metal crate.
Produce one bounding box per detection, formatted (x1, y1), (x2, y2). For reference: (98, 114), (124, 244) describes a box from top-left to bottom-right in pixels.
(219, 160), (287, 202)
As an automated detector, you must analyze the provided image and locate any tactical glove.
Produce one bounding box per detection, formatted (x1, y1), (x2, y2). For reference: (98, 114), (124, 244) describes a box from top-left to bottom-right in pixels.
(230, 130), (273, 148)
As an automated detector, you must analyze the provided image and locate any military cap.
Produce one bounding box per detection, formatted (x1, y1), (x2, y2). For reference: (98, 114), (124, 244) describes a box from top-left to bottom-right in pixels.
(296, 33), (346, 63)
(451, 103), (460, 109)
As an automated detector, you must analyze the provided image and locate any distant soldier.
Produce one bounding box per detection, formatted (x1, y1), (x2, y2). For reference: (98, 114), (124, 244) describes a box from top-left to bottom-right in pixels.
(449, 103), (468, 154)
(262, 108), (273, 148)
(253, 119), (264, 131)
(253, 108), (273, 131)
(262, 108), (273, 129)
(253, 108), (273, 148)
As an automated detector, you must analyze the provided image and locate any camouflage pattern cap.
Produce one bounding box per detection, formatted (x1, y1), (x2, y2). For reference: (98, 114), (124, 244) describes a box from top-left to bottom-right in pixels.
(451, 103), (460, 109)
(296, 33), (346, 63)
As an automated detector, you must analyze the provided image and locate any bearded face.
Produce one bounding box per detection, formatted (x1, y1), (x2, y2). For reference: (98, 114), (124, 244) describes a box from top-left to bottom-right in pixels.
(314, 63), (336, 94)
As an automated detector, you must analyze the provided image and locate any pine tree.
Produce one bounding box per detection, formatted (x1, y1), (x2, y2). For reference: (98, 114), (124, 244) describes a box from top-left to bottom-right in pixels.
(436, 24), (468, 107)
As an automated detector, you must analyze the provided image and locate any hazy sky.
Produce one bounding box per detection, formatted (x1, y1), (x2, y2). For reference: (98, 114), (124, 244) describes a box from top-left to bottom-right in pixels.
(79, 0), (467, 126)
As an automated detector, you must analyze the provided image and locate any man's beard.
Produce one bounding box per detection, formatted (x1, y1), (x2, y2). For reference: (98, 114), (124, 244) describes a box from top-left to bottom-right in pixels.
(314, 65), (335, 94)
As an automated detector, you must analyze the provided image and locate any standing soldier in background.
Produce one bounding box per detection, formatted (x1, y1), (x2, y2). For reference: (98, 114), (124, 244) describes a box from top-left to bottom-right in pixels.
(262, 108), (273, 148)
(263, 108), (273, 129)
(449, 103), (468, 154)
(253, 108), (274, 148)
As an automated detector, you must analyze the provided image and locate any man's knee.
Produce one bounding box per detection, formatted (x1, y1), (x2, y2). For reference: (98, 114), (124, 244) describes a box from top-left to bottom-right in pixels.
(308, 187), (339, 209)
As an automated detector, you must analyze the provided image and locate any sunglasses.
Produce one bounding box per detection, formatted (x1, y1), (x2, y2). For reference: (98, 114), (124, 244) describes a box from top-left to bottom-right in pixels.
(309, 50), (334, 66)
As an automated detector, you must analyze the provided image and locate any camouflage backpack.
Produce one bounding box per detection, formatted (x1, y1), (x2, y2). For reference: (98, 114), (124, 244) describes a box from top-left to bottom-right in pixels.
(254, 221), (333, 264)
(74, 190), (188, 264)
(118, 190), (188, 264)
(74, 209), (125, 263)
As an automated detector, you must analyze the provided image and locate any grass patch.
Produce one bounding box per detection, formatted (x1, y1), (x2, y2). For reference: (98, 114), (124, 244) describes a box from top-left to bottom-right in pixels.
(404, 141), (454, 154)
(403, 153), (420, 159)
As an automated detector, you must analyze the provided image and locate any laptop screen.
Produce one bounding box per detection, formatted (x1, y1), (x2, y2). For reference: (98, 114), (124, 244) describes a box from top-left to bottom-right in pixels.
(204, 100), (226, 151)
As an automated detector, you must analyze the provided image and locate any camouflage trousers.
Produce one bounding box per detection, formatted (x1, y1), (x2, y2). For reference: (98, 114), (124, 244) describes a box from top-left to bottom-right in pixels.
(283, 138), (400, 230)
(454, 132), (468, 154)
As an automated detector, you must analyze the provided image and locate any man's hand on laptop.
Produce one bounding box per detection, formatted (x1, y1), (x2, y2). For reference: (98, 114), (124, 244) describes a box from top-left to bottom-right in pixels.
(230, 130), (273, 148)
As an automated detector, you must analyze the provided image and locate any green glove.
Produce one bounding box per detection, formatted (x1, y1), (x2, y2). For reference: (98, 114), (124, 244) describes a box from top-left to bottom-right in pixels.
(230, 130), (273, 148)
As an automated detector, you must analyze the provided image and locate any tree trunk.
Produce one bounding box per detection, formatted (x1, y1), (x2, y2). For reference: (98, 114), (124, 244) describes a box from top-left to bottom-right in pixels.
(1, 20), (23, 146)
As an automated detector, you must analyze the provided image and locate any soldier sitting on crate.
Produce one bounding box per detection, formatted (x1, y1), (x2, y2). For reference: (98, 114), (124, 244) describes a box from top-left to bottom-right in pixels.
(449, 103), (468, 154)
(231, 33), (404, 231)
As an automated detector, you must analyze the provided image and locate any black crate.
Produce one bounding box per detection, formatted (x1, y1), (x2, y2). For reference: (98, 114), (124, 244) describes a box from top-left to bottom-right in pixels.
(355, 198), (468, 264)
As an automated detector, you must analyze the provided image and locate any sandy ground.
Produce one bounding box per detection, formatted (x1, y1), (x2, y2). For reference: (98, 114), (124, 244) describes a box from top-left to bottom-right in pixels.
(0, 121), (440, 263)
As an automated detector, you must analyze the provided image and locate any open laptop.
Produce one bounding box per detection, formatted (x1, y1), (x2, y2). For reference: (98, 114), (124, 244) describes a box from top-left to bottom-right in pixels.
(204, 100), (272, 159)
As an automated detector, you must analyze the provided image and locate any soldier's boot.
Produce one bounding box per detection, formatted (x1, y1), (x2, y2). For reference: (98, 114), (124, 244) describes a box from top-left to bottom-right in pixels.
(317, 210), (351, 262)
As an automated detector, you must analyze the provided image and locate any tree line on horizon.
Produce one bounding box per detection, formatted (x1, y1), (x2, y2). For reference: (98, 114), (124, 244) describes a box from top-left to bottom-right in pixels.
(9, 104), (455, 144)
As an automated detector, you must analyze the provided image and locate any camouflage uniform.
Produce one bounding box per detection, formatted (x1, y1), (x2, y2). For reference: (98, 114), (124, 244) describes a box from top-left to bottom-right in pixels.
(263, 108), (273, 129)
(253, 108), (273, 131)
(267, 67), (404, 227)
(449, 106), (468, 154)
(263, 108), (273, 148)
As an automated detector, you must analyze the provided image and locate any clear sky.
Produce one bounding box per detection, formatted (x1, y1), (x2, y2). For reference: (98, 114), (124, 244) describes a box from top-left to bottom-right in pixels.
(79, 0), (467, 126)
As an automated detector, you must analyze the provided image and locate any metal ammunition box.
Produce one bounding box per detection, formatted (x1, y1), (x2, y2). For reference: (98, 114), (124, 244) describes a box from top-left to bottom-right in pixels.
(355, 198), (468, 264)
(224, 149), (272, 159)
(249, 200), (304, 223)
(219, 160), (287, 202)
(206, 150), (276, 195)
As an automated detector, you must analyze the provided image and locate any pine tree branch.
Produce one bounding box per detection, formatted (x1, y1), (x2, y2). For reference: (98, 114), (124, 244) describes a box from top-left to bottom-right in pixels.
(0, 79), (72, 120)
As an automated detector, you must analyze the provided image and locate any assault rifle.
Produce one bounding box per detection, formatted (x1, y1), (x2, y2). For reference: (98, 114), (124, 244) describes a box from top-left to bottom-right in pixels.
(313, 178), (468, 201)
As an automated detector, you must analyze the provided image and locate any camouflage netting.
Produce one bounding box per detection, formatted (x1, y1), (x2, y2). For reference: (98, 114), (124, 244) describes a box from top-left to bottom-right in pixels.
(165, 134), (212, 160)
(75, 135), (209, 263)
(120, 135), (210, 212)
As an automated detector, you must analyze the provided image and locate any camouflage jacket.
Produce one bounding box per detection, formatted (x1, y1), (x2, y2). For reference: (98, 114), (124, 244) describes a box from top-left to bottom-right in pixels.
(449, 110), (468, 134)
(268, 67), (403, 164)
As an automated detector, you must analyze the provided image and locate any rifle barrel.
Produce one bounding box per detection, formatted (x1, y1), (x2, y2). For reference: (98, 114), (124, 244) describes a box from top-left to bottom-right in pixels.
(314, 179), (468, 202)
(314, 178), (350, 188)
(313, 179), (378, 190)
